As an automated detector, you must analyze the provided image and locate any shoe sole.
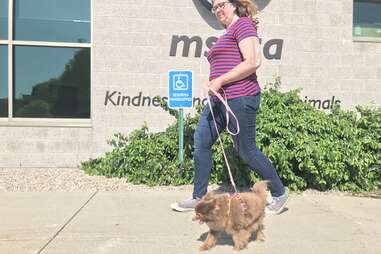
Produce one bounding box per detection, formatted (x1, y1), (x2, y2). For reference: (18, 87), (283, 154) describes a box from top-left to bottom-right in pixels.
(265, 195), (289, 215)
(170, 203), (195, 212)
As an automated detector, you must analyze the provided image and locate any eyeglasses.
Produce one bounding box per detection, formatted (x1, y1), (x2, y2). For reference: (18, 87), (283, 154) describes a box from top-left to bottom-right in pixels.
(211, 1), (231, 14)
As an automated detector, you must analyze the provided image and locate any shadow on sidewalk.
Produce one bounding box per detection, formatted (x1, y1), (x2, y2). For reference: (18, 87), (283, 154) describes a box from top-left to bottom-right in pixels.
(196, 231), (260, 248)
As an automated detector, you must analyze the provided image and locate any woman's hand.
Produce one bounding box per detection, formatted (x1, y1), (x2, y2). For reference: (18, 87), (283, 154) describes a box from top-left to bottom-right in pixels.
(202, 78), (224, 95)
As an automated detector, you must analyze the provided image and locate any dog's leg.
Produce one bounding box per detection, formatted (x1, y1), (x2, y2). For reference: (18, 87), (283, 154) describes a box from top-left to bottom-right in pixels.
(199, 230), (219, 251)
(255, 229), (265, 241)
(232, 230), (250, 250)
(255, 223), (265, 241)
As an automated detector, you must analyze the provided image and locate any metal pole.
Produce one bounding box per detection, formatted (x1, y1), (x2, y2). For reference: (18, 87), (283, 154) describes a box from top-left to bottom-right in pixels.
(178, 108), (184, 170)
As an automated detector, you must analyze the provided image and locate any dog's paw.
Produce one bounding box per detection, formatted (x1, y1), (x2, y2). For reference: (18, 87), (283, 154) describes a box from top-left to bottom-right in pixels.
(199, 244), (212, 251)
(233, 240), (249, 251)
(256, 231), (265, 241)
(233, 243), (245, 251)
(257, 236), (265, 242)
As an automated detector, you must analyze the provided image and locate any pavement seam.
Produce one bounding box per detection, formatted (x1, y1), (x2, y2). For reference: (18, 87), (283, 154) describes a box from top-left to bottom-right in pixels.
(36, 190), (99, 254)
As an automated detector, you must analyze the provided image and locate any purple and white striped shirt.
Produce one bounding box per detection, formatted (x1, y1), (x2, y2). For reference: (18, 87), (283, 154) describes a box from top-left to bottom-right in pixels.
(207, 17), (260, 99)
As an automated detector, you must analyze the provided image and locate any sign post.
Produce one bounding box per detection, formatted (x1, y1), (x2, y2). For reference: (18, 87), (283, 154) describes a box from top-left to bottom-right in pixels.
(168, 70), (193, 170)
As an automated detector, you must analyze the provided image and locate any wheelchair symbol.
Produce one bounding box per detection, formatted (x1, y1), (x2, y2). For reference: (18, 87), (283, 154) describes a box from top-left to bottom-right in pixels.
(173, 75), (188, 90)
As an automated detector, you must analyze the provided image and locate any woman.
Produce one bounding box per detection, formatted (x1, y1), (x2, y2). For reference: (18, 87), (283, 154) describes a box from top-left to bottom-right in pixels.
(171, 0), (288, 214)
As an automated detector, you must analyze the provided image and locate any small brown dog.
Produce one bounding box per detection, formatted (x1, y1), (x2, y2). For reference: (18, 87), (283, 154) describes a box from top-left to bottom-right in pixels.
(192, 181), (268, 251)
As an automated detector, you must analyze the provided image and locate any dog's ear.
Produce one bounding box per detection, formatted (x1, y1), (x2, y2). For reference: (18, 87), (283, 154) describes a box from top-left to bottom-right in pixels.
(196, 198), (217, 214)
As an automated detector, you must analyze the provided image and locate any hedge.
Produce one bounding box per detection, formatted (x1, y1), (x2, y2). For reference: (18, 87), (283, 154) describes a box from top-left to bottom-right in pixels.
(81, 78), (381, 192)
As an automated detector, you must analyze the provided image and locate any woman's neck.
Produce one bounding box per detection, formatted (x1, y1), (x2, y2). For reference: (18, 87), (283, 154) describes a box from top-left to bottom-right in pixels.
(226, 15), (239, 29)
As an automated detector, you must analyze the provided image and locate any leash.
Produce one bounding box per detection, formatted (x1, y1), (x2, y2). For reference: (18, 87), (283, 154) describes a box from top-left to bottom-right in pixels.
(203, 85), (240, 194)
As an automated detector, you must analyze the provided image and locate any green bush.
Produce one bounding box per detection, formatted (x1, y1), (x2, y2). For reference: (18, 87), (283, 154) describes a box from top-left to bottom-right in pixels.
(81, 78), (381, 192)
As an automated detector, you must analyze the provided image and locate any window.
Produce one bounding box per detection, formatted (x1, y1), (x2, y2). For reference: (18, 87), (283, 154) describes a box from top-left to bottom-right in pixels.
(0, 0), (91, 123)
(0, 45), (7, 117)
(0, 0), (7, 40)
(14, 0), (90, 43)
(13, 46), (90, 118)
(353, 0), (381, 40)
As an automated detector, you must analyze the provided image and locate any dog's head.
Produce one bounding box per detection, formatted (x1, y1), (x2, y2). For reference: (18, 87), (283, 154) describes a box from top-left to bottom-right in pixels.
(192, 192), (220, 224)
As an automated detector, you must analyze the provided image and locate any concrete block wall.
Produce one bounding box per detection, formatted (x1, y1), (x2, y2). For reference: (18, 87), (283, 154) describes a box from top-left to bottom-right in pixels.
(0, 0), (380, 167)
(0, 127), (93, 168)
(259, 0), (381, 109)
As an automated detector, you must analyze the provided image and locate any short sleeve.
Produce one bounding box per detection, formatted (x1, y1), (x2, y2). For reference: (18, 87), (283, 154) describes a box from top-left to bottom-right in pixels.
(233, 17), (258, 43)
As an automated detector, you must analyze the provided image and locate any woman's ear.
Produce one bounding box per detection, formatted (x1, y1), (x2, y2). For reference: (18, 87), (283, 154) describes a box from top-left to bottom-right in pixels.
(231, 1), (238, 11)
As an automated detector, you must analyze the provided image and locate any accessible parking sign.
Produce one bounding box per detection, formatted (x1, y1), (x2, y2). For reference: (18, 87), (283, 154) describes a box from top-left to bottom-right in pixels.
(168, 70), (193, 109)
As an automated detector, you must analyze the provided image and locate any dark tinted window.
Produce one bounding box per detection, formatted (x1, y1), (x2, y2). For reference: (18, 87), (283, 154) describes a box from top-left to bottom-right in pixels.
(353, 0), (381, 38)
(13, 46), (90, 118)
(0, 0), (7, 39)
(14, 0), (90, 43)
(0, 45), (7, 117)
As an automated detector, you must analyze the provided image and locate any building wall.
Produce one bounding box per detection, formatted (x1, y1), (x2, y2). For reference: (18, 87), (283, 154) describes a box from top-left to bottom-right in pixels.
(1, 0), (380, 168)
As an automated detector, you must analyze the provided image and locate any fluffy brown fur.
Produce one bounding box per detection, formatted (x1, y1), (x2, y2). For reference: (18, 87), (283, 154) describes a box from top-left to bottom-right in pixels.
(192, 181), (268, 251)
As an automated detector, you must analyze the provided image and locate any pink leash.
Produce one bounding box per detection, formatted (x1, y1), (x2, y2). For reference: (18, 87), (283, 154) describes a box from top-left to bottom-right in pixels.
(203, 85), (240, 193)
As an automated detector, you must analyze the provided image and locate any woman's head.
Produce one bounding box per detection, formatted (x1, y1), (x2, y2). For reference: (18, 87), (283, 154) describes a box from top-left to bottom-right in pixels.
(212, 0), (259, 27)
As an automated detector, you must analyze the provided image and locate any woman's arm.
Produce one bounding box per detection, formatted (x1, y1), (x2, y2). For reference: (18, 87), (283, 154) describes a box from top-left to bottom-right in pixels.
(206, 36), (262, 92)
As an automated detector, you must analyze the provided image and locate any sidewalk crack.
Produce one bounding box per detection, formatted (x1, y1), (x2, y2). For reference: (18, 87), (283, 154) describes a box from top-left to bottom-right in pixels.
(36, 190), (99, 254)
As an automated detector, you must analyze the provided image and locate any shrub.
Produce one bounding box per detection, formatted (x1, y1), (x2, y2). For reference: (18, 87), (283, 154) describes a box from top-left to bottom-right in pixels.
(81, 78), (381, 192)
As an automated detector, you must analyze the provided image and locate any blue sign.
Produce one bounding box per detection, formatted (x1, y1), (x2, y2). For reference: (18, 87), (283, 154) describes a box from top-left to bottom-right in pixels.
(168, 70), (193, 108)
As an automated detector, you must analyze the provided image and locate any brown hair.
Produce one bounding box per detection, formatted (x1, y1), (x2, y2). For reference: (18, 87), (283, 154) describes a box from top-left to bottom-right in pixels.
(232, 0), (259, 19)
(214, 0), (259, 23)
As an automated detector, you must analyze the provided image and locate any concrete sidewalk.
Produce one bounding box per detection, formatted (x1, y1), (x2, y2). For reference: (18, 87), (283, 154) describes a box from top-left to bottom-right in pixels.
(0, 191), (380, 254)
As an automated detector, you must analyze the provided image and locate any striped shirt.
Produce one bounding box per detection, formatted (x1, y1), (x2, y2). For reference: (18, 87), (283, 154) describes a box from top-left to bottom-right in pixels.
(207, 17), (260, 99)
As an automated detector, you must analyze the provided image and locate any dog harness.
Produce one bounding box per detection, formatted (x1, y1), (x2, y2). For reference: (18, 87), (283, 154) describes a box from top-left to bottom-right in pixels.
(229, 193), (248, 212)
(225, 193), (248, 228)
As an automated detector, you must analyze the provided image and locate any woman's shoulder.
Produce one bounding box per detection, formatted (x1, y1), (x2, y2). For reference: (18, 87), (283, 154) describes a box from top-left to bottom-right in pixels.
(230, 16), (257, 31)
(237, 16), (256, 26)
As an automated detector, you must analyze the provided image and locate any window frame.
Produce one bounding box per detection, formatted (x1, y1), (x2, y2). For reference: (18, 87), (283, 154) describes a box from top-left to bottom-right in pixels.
(353, 0), (381, 43)
(0, 0), (92, 127)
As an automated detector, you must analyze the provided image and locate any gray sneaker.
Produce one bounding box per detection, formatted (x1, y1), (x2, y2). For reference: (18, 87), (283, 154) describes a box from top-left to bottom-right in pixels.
(171, 197), (200, 212)
(265, 192), (289, 215)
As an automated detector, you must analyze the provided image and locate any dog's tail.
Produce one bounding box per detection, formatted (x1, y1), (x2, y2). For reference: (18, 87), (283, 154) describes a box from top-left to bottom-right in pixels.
(252, 181), (269, 201)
